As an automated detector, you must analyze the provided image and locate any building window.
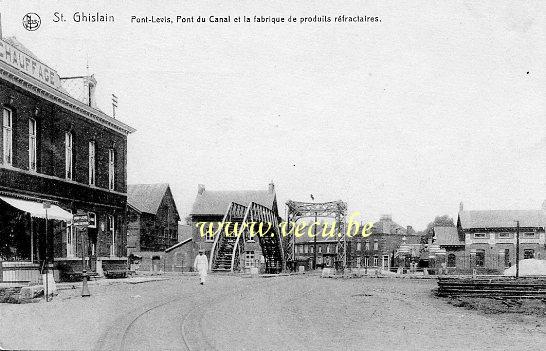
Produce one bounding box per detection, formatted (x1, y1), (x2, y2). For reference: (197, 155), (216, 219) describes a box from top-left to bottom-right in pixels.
(356, 257), (361, 267)
(475, 249), (485, 267)
(28, 118), (37, 171)
(504, 249), (510, 267)
(524, 249), (534, 259)
(373, 256), (379, 267)
(364, 256), (370, 267)
(65, 132), (73, 180)
(2, 108), (13, 165)
(310, 245), (314, 254)
(88, 141), (96, 185)
(447, 253), (456, 268)
(473, 233), (486, 238)
(108, 215), (115, 256)
(326, 245), (331, 254)
(304, 245), (308, 254)
(88, 212), (97, 228)
(373, 240), (378, 251)
(108, 149), (115, 190)
(365, 241), (370, 250)
(357, 242), (361, 251)
(318, 246), (322, 254)
(245, 251), (255, 268)
(205, 227), (214, 242)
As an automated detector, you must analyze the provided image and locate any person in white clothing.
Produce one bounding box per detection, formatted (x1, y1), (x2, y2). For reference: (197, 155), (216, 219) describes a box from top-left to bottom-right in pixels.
(193, 250), (208, 285)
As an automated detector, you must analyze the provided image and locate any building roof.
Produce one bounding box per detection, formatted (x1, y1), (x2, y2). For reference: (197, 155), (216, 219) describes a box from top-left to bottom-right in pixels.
(165, 238), (192, 253)
(372, 215), (407, 235)
(433, 226), (463, 246)
(458, 210), (545, 229)
(191, 188), (276, 217)
(127, 183), (171, 215)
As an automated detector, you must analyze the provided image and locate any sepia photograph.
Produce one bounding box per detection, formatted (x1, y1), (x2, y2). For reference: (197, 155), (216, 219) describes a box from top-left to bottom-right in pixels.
(0, 1), (545, 350)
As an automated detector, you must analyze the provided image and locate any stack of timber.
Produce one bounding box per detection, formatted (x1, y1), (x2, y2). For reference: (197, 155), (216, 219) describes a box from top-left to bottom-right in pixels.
(437, 276), (546, 299)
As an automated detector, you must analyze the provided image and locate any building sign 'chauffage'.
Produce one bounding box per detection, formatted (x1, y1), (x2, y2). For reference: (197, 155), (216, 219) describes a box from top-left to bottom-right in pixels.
(0, 38), (61, 89)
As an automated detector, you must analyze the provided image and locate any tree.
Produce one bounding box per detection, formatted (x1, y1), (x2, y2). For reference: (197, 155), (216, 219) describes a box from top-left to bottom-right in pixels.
(418, 215), (455, 243)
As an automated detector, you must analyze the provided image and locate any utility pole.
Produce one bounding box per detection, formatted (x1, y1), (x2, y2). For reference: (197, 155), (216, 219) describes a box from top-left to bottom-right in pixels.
(515, 220), (520, 278)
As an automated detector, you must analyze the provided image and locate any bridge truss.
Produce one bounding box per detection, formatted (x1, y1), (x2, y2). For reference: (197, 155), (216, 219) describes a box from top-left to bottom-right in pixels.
(209, 201), (285, 273)
(285, 200), (348, 271)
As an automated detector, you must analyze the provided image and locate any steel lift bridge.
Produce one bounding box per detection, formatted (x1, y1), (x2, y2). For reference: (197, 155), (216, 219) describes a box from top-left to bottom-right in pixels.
(285, 200), (348, 271)
(209, 202), (285, 273)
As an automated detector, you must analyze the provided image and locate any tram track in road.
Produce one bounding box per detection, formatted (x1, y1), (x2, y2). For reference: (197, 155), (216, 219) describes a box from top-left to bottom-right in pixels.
(180, 275), (320, 351)
(99, 274), (302, 351)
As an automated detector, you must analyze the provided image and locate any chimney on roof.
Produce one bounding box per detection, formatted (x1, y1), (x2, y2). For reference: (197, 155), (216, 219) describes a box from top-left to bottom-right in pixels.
(198, 184), (205, 195)
(268, 181), (275, 194)
(459, 202), (464, 212)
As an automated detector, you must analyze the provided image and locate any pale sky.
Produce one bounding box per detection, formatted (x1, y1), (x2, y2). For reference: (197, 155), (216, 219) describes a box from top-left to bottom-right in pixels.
(2, 1), (545, 230)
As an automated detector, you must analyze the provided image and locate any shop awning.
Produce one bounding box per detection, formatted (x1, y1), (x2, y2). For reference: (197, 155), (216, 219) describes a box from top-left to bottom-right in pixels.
(0, 196), (73, 222)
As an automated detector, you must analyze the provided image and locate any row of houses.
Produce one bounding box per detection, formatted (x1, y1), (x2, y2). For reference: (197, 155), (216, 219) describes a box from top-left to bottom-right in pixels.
(398, 203), (546, 274)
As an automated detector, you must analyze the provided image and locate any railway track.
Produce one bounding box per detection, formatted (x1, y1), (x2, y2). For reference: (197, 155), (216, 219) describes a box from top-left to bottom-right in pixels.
(437, 276), (546, 299)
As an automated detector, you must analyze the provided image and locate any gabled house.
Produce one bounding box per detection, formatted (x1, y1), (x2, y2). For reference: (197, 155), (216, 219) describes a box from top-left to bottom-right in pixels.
(188, 182), (279, 270)
(457, 202), (546, 273)
(127, 183), (180, 255)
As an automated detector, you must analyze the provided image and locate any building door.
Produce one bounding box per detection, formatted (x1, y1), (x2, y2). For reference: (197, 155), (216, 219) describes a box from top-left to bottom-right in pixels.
(245, 251), (255, 268)
(382, 255), (389, 270)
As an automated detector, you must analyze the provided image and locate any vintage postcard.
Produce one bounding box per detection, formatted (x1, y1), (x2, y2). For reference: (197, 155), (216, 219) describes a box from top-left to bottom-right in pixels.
(0, 1), (545, 350)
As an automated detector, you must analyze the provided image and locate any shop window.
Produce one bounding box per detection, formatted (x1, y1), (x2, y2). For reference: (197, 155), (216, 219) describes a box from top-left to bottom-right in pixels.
(88, 141), (96, 185)
(473, 233), (486, 239)
(3, 108), (13, 165)
(498, 232), (510, 238)
(447, 253), (456, 267)
(524, 249), (534, 259)
(28, 118), (37, 171)
(475, 249), (485, 267)
(522, 232), (535, 238)
(65, 132), (73, 180)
